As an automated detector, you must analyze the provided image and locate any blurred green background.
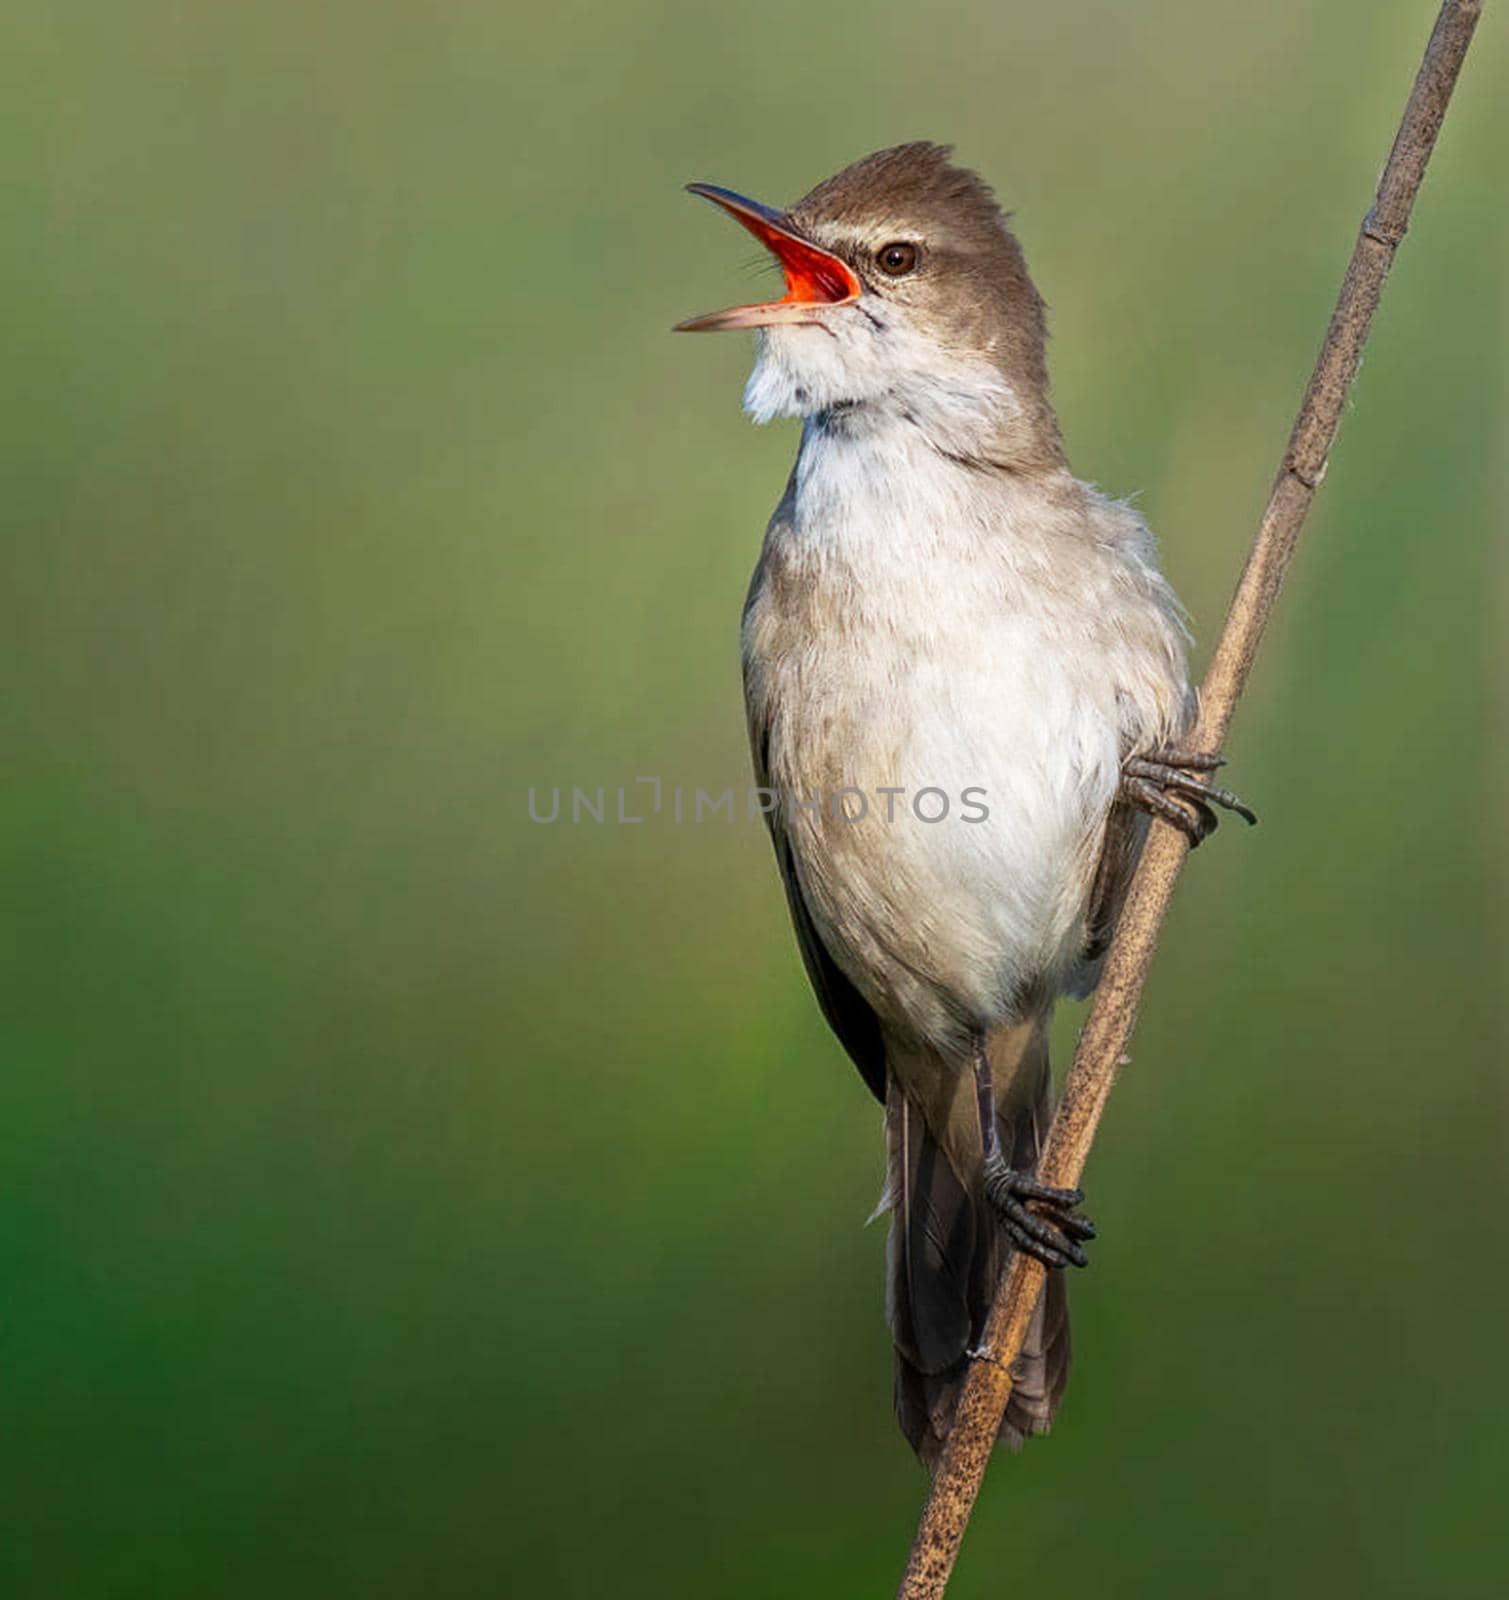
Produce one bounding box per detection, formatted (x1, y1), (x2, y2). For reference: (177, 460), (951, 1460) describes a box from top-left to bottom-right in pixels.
(5, 2), (1505, 1595)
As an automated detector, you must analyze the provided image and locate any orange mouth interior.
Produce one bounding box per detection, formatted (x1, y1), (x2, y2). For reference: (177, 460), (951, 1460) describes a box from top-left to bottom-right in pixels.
(676, 183), (862, 330)
(735, 211), (861, 306)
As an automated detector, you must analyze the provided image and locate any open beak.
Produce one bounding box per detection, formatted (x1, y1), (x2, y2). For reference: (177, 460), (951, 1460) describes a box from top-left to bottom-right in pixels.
(673, 183), (862, 332)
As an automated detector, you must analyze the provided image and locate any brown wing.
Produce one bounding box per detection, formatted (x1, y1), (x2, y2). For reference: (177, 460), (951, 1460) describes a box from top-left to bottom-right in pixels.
(752, 720), (886, 1103)
(1080, 800), (1148, 967)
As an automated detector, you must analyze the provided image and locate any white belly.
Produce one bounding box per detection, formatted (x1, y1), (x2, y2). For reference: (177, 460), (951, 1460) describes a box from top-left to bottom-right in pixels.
(755, 577), (1122, 1041)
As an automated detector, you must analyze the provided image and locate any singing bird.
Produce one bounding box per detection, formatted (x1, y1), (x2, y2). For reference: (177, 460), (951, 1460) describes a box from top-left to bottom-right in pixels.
(676, 144), (1251, 1464)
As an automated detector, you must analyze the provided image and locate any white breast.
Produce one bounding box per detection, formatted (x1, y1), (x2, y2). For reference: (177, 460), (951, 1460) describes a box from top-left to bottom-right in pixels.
(744, 411), (1190, 1048)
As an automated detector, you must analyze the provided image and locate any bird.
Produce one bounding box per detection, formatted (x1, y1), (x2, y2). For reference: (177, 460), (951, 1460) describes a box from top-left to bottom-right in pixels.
(675, 143), (1252, 1467)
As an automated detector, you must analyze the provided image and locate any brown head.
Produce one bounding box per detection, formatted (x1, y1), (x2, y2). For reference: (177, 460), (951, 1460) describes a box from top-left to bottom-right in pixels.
(676, 143), (1063, 473)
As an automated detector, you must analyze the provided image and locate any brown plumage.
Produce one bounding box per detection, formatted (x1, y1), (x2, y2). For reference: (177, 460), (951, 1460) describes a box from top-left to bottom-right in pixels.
(681, 142), (1199, 1466)
(886, 1026), (1070, 1463)
(783, 142), (1064, 473)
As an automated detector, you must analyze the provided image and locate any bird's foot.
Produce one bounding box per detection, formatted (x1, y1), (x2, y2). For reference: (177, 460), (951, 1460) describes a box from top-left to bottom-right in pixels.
(983, 1153), (1096, 1270)
(1120, 746), (1257, 847)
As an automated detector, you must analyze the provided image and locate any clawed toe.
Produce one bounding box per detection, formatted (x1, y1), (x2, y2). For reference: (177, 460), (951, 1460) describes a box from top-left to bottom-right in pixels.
(983, 1156), (1095, 1270)
(1121, 746), (1256, 845)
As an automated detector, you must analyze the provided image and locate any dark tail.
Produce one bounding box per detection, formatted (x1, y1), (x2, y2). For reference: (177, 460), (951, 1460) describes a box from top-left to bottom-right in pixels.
(885, 1030), (1070, 1467)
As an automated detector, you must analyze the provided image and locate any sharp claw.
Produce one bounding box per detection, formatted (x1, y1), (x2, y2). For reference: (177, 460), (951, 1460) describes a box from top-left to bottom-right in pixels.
(1176, 774), (1257, 825)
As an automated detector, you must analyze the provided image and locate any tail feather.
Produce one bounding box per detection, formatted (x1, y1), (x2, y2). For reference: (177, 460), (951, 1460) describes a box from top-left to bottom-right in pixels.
(884, 1082), (976, 1376)
(885, 1029), (1070, 1468)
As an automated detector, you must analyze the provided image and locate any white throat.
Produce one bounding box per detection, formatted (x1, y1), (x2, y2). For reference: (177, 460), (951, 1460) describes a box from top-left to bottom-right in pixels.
(742, 313), (1021, 466)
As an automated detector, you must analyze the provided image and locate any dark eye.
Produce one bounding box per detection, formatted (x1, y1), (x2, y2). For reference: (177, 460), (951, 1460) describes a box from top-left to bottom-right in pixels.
(875, 241), (918, 276)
